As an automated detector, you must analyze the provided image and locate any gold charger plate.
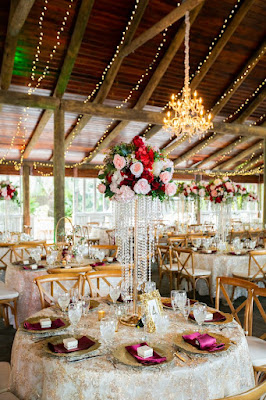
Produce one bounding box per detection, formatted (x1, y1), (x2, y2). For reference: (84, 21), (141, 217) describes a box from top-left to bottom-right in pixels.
(189, 309), (233, 325)
(44, 334), (100, 358)
(89, 299), (100, 310)
(112, 343), (173, 368)
(21, 316), (70, 334)
(174, 331), (231, 355)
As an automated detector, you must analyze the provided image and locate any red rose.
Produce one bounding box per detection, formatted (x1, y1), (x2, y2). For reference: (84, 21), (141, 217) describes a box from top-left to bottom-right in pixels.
(107, 174), (113, 183)
(133, 136), (144, 149)
(142, 170), (154, 183)
(151, 181), (160, 190)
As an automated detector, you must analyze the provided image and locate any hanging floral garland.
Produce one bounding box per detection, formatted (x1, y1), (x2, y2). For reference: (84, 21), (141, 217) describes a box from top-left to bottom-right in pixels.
(176, 177), (258, 204)
(97, 136), (177, 201)
(0, 180), (19, 204)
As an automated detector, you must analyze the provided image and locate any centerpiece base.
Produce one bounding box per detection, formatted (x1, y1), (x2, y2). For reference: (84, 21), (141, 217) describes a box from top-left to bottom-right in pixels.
(120, 315), (139, 327)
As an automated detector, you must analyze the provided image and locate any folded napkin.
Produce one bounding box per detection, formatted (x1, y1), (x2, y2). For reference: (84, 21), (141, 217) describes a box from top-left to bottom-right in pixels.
(48, 336), (95, 353)
(90, 262), (105, 267)
(24, 318), (65, 331)
(125, 342), (166, 365)
(23, 265), (45, 270)
(189, 311), (226, 323)
(182, 332), (224, 352)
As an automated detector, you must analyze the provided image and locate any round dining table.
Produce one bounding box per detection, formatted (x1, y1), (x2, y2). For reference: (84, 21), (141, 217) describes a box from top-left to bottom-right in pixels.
(10, 303), (255, 400)
(179, 251), (266, 299)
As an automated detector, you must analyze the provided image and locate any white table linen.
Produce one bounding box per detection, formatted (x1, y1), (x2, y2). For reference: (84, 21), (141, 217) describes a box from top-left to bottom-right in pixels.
(10, 304), (255, 400)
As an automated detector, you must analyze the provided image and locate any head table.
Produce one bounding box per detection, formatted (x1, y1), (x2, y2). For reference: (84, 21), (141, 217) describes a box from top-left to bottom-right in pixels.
(10, 304), (254, 400)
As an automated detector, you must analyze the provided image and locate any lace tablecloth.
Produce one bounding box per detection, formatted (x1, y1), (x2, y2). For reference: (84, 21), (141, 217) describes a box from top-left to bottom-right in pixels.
(10, 304), (255, 400)
(180, 252), (266, 298)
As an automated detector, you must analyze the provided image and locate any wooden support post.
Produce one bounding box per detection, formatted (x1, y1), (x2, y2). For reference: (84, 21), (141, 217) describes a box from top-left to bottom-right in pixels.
(263, 139), (266, 226)
(195, 175), (200, 224)
(22, 164), (30, 233)
(53, 108), (65, 241)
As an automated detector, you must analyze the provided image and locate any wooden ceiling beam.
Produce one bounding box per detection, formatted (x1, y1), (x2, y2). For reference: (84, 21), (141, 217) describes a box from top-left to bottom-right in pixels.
(0, 90), (59, 108)
(120, 0), (204, 57)
(23, 0), (95, 160)
(85, 4), (204, 161)
(211, 39), (266, 117)
(241, 153), (263, 172)
(64, 0), (149, 151)
(144, 125), (162, 140)
(213, 140), (263, 170)
(1, 0), (35, 90)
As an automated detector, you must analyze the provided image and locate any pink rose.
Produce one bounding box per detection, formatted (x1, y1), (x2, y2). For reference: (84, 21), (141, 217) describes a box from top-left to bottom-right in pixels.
(130, 162), (143, 177)
(225, 182), (233, 191)
(115, 185), (135, 202)
(113, 154), (126, 170)
(199, 188), (205, 197)
(210, 185), (216, 191)
(133, 178), (151, 195)
(97, 183), (106, 194)
(211, 190), (218, 197)
(110, 182), (120, 194)
(159, 171), (172, 184)
(214, 178), (222, 186)
(165, 182), (177, 196)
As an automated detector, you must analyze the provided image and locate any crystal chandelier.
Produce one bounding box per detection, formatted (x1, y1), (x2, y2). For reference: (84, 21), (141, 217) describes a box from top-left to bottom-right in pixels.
(164, 12), (213, 140)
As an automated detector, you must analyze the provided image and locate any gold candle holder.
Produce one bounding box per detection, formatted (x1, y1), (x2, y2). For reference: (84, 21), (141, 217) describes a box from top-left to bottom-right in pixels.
(98, 310), (105, 321)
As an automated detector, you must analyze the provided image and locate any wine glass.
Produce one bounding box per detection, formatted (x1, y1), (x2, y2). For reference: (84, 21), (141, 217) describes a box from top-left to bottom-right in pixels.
(109, 285), (120, 304)
(68, 302), (82, 332)
(81, 295), (90, 315)
(171, 290), (178, 312)
(58, 292), (70, 312)
(98, 250), (105, 263)
(100, 318), (116, 346)
(182, 299), (191, 321)
(193, 302), (207, 331)
(144, 281), (156, 293)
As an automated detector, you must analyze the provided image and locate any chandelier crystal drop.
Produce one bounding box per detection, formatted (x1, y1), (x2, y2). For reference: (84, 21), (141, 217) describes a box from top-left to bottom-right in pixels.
(163, 12), (213, 140)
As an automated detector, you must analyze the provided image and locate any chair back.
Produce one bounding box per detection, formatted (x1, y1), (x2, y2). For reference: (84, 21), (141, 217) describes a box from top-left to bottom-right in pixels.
(249, 285), (266, 338)
(34, 273), (83, 308)
(215, 380), (266, 400)
(106, 229), (116, 245)
(83, 270), (122, 298)
(157, 245), (170, 271)
(168, 236), (187, 247)
(48, 266), (92, 274)
(172, 247), (194, 276)
(90, 244), (118, 259)
(215, 276), (257, 333)
(248, 250), (266, 282)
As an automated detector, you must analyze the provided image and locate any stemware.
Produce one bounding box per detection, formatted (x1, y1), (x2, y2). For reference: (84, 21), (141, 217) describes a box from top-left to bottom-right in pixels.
(58, 292), (70, 312)
(68, 302), (82, 332)
(171, 290), (179, 312)
(193, 302), (207, 331)
(109, 285), (120, 304)
(81, 295), (90, 315)
(182, 299), (191, 320)
(144, 281), (156, 293)
(175, 290), (187, 313)
(100, 318), (116, 345)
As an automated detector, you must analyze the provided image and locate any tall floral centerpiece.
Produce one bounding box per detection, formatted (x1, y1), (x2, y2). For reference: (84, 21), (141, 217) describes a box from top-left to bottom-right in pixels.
(98, 136), (176, 324)
(0, 180), (19, 234)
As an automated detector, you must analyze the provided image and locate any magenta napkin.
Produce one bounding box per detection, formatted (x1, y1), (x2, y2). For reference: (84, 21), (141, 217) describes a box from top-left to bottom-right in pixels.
(182, 332), (224, 352)
(189, 311), (226, 323)
(23, 265), (45, 270)
(90, 262), (105, 267)
(125, 342), (166, 365)
(23, 318), (65, 331)
(48, 336), (95, 353)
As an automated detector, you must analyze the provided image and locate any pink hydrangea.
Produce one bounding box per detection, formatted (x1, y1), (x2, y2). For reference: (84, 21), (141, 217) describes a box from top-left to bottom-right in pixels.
(165, 182), (176, 196)
(97, 183), (106, 194)
(159, 171), (172, 184)
(113, 154), (126, 170)
(115, 185), (135, 201)
(133, 179), (151, 195)
(130, 162), (143, 177)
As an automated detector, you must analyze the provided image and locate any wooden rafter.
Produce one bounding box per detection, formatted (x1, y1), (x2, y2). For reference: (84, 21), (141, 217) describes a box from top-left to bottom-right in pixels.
(85, 4), (204, 161)
(211, 39), (266, 117)
(23, 0), (95, 160)
(64, 0), (149, 151)
(232, 86), (266, 124)
(162, 0), (257, 158)
(0, 91), (59, 108)
(0, 0), (35, 90)
(241, 153), (263, 172)
(120, 0), (204, 57)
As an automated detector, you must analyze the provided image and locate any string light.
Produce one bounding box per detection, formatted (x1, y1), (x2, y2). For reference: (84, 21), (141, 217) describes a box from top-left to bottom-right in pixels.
(174, 166), (264, 177)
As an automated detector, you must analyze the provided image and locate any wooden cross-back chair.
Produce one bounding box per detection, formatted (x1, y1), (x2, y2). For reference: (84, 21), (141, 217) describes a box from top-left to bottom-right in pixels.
(106, 229), (116, 245)
(248, 230), (264, 247)
(215, 380), (266, 400)
(157, 245), (179, 290)
(229, 230), (249, 243)
(173, 247), (213, 302)
(90, 244), (118, 259)
(34, 273), (83, 309)
(47, 265), (92, 274)
(82, 270), (122, 298)
(168, 235), (187, 248)
(233, 250), (266, 286)
(215, 277), (257, 334)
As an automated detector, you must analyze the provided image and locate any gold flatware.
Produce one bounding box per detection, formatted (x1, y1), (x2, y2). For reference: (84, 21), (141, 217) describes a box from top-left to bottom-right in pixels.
(174, 352), (186, 362)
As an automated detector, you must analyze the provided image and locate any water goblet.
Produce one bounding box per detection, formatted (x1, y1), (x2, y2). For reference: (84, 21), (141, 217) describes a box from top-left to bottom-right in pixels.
(109, 285), (120, 304)
(68, 302), (82, 333)
(193, 302), (207, 331)
(100, 318), (116, 346)
(69, 288), (79, 304)
(46, 254), (54, 267)
(175, 290), (187, 313)
(81, 295), (91, 315)
(182, 299), (191, 321)
(98, 250), (105, 263)
(144, 281), (156, 293)
(171, 290), (179, 312)
(58, 292), (70, 313)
